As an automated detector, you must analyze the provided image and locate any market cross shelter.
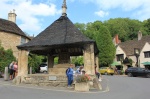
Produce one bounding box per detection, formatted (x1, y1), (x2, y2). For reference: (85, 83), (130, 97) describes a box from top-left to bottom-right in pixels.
(15, 0), (99, 87)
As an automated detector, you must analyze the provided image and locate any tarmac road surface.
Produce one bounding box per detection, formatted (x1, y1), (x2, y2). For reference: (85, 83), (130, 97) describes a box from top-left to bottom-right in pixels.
(0, 75), (150, 99)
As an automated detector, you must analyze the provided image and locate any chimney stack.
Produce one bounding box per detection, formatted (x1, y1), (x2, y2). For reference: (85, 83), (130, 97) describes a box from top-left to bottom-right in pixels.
(138, 31), (142, 41)
(8, 9), (17, 23)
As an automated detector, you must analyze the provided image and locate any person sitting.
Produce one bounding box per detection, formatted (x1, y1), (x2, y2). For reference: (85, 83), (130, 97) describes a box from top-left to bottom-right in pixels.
(76, 66), (83, 74)
(95, 64), (102, 81)
(81, 70), (91, 81)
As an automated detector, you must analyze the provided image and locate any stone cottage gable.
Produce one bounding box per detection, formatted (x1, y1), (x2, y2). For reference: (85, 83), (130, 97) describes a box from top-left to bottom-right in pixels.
(139, 42), (150, 68)
(116, 46), (126, 57)
(118, 35), (150, 56)
(141, 42), (150, 53)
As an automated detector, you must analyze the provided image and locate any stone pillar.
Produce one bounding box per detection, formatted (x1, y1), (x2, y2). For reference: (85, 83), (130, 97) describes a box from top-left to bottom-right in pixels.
(16, 50), (28, 83)
(29, 67), (32, 74)
(83, 43), (95, 75)
(58, 52), (70, 64)
(4, 67), (9, 81)
(48, 55), (54, 73)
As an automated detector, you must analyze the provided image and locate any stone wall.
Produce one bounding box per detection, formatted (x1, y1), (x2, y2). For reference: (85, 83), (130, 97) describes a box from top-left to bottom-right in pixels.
(0, 31), (29, 59)
(22, 74), (68, 87)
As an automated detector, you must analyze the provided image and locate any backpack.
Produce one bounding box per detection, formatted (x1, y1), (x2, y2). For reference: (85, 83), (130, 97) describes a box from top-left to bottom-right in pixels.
(9, 64), (13, 69)
(66, 68), (70, 75)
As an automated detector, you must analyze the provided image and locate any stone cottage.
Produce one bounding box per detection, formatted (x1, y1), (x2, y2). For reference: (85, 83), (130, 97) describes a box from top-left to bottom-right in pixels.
(114, 31), (150, 70)
(0, 10), (30, 59)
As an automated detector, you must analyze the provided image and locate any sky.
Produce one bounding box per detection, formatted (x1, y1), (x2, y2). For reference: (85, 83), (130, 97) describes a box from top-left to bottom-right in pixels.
(0, 0), (150, 36)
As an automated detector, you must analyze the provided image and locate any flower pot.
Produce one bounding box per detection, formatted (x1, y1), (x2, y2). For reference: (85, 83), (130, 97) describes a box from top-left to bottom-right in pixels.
(75, 82), (89, 92)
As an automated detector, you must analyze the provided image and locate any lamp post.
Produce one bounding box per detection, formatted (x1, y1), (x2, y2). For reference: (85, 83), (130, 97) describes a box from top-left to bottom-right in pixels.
(134, 48), (140, 67)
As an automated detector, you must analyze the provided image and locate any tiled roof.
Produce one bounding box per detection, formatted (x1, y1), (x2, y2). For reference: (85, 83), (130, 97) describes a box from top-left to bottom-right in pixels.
(0, 18), (30, 39)
(118, 35), (150, 55)
(18, 16), (95, 50)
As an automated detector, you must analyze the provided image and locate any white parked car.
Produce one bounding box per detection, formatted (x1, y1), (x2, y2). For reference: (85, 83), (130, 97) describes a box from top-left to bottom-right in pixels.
(39, 63), (48, 73)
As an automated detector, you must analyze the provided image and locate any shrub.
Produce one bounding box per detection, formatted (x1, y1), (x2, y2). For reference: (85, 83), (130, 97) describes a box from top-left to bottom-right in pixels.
(28, 54), (46, 73)
(0, 43), (16, 72)
(75, 75), (89, 83)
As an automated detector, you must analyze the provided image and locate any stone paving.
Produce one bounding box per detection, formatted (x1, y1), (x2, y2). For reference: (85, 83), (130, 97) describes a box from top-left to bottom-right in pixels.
(0, 77), (108, 93)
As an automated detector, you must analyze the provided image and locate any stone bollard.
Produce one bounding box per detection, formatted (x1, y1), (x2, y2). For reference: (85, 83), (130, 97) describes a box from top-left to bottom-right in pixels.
(4, 67), (9, 81)
(93, 78), (102, 90)
(29, 67), (32, 74)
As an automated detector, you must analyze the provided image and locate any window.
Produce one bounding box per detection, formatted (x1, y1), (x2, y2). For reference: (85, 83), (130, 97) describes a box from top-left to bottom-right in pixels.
(144, 51), (150, 58)
(116, 54), (124, 61)
(21, 37), (26, 44)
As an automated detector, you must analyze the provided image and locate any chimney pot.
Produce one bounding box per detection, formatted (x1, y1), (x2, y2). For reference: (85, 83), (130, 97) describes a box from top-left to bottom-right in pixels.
(8, 9), (17, 23)
(138, 31), (142, 41)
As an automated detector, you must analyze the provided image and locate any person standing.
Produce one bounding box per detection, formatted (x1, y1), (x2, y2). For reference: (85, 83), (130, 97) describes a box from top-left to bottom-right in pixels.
(66, 64), (74, 88)
(9, 61), (14, 80)
(13, 62), (18, 78)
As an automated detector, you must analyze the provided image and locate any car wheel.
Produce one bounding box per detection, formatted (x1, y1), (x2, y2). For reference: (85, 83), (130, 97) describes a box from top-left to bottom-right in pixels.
(146, 73), (150, 78)
(128, 73), (133, 77)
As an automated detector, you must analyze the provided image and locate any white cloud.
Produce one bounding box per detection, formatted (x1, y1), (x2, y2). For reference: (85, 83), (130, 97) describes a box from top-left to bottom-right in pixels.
(95, 10), (109, 17)
(78, 0), (150, 21)
(93, 0), (144, 11)
(0, 0), (61, 35)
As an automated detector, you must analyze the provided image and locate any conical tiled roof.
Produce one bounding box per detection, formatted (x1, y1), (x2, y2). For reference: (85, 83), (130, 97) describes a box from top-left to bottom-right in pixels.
(18, 16), (95, 51)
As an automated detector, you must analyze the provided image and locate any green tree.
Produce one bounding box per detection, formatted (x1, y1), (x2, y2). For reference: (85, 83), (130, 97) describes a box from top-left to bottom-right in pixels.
(0, 43), (16, 72)
(28, 54), (46, 73)
(54, 57), (58, 64)
(71, 56), (83, 66)
(96, 25), (116, 66)
(104, 18), (145, 41)
(74, 23), (86, 34)
(84, 21), (103, 40)
(74, 21), (115, 66)
(143, 18), (150, 35)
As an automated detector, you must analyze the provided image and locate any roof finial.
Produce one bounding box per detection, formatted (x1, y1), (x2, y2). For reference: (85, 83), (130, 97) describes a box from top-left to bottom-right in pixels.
(62, 0), (67, 16)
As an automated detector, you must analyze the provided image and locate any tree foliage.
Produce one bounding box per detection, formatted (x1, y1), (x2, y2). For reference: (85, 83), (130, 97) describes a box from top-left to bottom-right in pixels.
(0, 43), (16, 72)
(28, 54), (46, 73)
(71, 56), (83, 66)
(104, 18), (145, 41)
(96, 25), (116, 66)
(143, 18), (150, 35)
(75, 21), (116, 66)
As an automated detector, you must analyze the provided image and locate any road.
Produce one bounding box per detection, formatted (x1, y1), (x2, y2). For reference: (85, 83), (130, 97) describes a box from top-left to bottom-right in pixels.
(0, 75), (150, 99)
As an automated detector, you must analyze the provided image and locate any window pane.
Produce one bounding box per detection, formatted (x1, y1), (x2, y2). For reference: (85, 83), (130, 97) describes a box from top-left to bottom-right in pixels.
(144, 51), (150, 58)
(116, 54), (124, 61)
